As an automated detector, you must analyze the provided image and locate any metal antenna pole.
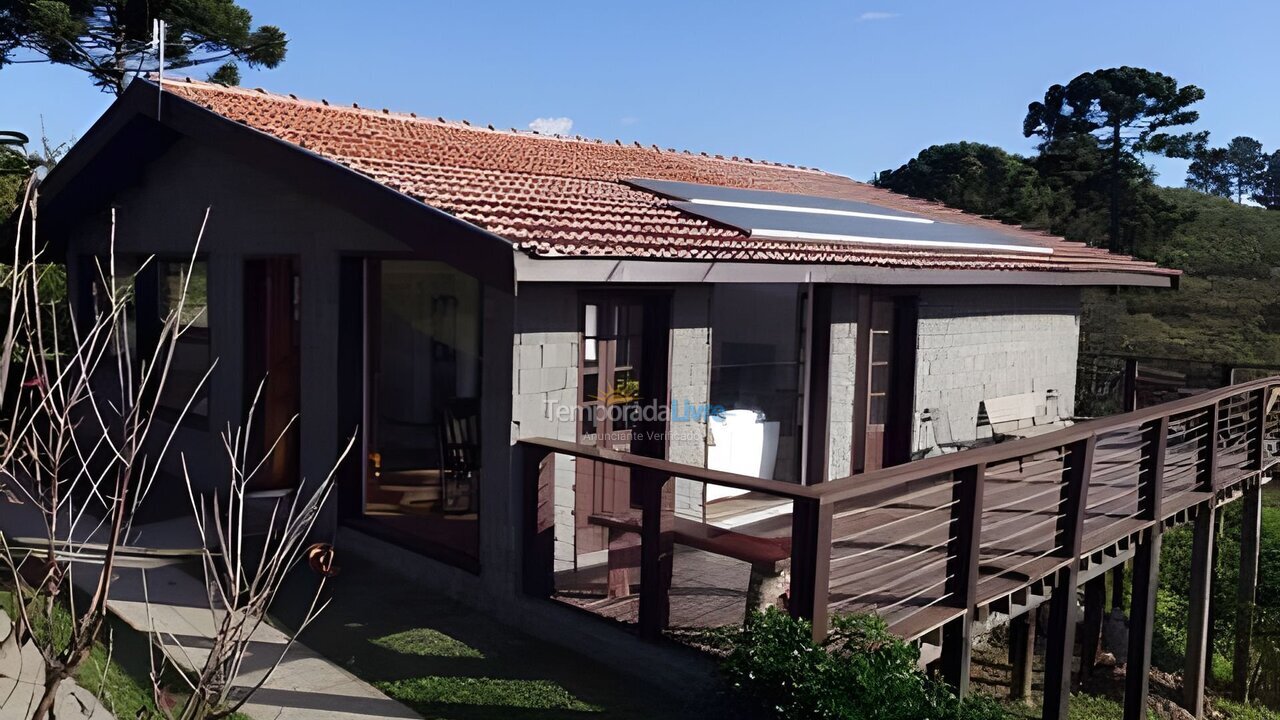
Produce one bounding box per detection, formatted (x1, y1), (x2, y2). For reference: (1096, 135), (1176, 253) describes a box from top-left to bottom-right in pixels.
(153, 19), (166, 118)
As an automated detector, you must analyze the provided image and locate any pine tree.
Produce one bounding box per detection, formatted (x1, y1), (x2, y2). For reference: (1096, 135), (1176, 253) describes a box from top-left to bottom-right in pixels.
(1023, 67), (1205, 251)
(0, 0), (287, 94)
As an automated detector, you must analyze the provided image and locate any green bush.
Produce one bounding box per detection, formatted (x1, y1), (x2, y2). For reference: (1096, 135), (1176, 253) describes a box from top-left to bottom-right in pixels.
(722, 609), (1009, 720)
(1217, 699), (1280, 720)
(1066, 693), (1123, 720)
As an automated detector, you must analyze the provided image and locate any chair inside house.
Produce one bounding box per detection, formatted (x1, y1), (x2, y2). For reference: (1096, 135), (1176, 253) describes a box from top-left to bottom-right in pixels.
(364, 397), (480, 558)
(439, 398), (480, 515)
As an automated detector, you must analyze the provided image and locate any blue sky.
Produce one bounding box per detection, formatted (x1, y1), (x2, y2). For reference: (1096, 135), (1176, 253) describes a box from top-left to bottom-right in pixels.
(3, 1), (1276, 185)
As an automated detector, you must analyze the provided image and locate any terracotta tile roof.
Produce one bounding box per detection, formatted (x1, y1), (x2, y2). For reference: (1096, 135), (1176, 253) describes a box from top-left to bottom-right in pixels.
(158, 78), (1176, 279)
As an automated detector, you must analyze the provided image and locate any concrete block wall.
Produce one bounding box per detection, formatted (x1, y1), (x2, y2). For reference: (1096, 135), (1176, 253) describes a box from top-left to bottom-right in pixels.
(510, 285), (580, 571)
(912, 286), (1081, 452)
(669, 287), (712, 520)
(510, 285), (715, 561)
(827, 287), (859, 480)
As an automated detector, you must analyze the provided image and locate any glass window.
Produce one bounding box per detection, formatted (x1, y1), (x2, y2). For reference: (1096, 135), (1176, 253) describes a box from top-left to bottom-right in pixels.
(85, 255), (138, 362)
(156, 259), (210, 423)
(366, 260), (482, 564)
(709, 284), (805, 483)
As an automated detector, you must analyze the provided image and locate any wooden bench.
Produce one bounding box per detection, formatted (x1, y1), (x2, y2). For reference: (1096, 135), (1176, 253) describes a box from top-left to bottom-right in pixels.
(588, 512), (792, 616)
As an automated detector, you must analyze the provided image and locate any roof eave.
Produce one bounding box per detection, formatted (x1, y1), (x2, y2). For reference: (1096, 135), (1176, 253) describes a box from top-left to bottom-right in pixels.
(512, 252), (1177, 288)
(39, 79), (516, 291)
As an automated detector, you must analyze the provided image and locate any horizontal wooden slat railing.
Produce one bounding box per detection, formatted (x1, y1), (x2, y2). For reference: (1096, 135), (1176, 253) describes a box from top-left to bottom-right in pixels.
(519, 376), (1280, 644)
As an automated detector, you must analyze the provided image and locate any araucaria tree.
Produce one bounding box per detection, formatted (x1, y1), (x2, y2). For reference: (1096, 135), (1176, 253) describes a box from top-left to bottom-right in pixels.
(1256, 150), (1280, 210)
(0, 0), (287, 93)
(1023, 66), (1205, 252)
(1186, 136), (1268, 204)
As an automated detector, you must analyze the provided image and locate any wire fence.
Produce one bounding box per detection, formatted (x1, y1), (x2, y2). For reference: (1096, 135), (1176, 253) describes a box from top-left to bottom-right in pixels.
(1077, 351), (1280, 416)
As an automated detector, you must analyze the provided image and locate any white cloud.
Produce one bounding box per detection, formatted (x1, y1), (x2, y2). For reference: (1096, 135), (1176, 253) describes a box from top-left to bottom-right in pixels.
(620, 116), (640, 126)
(858, 11), (899, 21)
(528, 116), (573, 135)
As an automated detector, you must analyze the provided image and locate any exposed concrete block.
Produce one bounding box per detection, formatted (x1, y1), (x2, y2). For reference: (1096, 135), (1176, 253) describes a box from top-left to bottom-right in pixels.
(542, 342), (576, 368)
(517, 344), (542, 369)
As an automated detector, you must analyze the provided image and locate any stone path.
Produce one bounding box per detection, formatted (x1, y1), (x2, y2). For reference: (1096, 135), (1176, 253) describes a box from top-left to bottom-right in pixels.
(98, 517), (423, 720)
(0, 497), (421, 720)
(0, 609), (112, 720)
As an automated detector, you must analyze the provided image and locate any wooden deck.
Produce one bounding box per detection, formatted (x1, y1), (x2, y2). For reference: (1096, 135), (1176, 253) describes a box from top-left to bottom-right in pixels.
(527, 377), (1278, 641)
(524, 377), (1279, 720)
(552, 444), (1265, 638)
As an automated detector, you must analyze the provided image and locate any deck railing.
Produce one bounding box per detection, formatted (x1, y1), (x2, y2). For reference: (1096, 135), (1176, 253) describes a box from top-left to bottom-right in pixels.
(519, 376), (1279, 645)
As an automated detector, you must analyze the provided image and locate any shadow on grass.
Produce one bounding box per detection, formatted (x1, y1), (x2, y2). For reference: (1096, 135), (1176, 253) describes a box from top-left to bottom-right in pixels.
(272, 556), (718, 720)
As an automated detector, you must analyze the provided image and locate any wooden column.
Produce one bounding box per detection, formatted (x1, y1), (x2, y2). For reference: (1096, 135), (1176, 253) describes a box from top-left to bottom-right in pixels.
(1122, 358), (1139, 412)
(1009, 607), (1037, 704)
(789, 498), (834, 641)
(802, 285), (832, 486)
(941, 464), (986, 697)
(521, 445), (555, 597)
(1234, 388), (1268, 698)
(1125, 417), (1167, 720)
(1183, 505), (1217, 717)
(637, 470), (673, 639)
(1182, 400), (1221, 717)
(1205, 507), (1223, 671)
(1080, 575), (1107, 686)
(1043, 436), (1095, 720)
(1233, 480), (1262, 700)
(1125, 529), (1163, 720)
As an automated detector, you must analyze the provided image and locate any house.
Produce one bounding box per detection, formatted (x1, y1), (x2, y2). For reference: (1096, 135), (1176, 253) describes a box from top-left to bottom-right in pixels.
(41, 76), (1252, 720)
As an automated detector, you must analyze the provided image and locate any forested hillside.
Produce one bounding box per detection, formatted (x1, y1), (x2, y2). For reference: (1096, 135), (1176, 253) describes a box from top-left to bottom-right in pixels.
(875, 68), (1280, 369)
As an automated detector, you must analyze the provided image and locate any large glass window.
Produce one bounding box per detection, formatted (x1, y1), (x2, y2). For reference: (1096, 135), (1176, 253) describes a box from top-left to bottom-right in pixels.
(156, 259), (210, 424)
(84, 255), (138, 363)
(365, 260), (482, 565)
(709, 284), (805, 484)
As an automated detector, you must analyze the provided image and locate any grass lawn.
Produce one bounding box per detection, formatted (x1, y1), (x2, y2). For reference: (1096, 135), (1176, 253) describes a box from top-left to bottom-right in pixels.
(365, 627), (605, 716)
(275, 546), (722, 720)
(375, 676), (600, 715)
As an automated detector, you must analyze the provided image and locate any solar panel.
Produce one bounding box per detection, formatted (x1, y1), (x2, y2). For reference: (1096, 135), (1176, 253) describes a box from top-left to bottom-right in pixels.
(624, 178), (1052, 255)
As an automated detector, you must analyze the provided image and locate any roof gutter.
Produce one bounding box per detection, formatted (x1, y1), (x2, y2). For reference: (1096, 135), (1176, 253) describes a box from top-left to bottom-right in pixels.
(513, 253), (1176, 288)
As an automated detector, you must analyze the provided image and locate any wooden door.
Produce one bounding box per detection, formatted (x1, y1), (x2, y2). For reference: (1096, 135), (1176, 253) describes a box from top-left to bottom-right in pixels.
(243, 257), (301, 490)
(574, 295), (668, 560)
(854, 292), (918, 473)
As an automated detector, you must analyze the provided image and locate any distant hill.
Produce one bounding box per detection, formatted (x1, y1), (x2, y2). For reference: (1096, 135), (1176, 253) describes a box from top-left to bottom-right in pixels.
(1085, 188), (1280, 367)
(876, 142), (1280, 369)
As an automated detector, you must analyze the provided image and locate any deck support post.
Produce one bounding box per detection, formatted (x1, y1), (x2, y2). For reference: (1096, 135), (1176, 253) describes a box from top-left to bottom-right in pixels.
(1043, 436), (1095, 720)
(637, 471), (673, 640)
(1125, 527), (1163, 720)
(941, 463), (985, 697)
(1182, 399), (1221, 718)
(1080, 575), (1107, 686)
(1008, 607), (1036, 704)
(1233, 480), (1262, 700)
(1183, 505), (1217, 718)
(1043, 566), (1080, 720)
(1124, 416), (1167, 720)
(789, 498), (833, 641)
